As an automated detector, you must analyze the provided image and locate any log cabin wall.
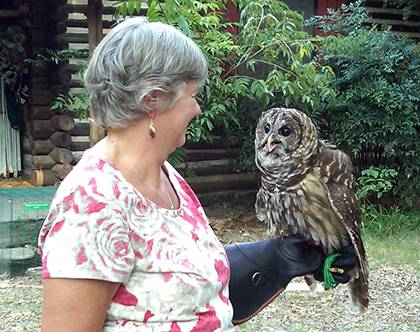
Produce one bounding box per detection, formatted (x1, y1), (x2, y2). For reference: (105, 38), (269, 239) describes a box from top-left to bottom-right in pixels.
(365, 0), (420, 39)
(22, 0), (76, 186)
(65, 0), (123, 164)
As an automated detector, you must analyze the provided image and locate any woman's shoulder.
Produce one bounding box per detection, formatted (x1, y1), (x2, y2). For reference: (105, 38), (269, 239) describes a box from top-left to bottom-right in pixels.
(52, 147), (125, 207)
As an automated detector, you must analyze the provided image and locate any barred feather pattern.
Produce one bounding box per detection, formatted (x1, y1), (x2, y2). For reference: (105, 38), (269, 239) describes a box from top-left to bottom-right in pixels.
(255, 107), (369, 313)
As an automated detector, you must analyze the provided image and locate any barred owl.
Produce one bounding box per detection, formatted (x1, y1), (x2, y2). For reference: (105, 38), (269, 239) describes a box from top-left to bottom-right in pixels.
(255, 107), (369, 313)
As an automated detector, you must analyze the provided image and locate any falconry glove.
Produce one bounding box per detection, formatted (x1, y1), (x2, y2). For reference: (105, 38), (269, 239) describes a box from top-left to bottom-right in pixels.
(225, 235), (357, 325)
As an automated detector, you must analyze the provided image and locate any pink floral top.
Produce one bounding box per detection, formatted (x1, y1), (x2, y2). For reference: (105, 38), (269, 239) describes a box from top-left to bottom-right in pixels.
(38, 141), (234, 331)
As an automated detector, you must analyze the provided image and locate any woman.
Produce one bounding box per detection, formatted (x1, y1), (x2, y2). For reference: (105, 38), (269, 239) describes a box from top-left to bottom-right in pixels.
(39, 17), (356, 331)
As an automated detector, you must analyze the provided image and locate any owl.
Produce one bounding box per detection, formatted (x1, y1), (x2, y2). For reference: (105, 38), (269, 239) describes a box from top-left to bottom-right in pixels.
(254, 107), (369, 313)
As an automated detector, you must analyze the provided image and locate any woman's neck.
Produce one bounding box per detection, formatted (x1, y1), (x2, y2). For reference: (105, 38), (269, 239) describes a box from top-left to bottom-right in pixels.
(105, 124), (168, 187)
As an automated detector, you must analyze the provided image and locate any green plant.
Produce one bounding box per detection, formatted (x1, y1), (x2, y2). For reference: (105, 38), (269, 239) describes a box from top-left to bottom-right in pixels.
(357, 167), (398, 201)
(50, 89), (90, 120)
(310, 1), (420, 204)
(360, 204), (420, 238)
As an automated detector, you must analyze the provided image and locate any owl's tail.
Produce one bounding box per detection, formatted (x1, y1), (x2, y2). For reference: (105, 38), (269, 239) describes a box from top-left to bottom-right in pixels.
(348, 273), (369, 314)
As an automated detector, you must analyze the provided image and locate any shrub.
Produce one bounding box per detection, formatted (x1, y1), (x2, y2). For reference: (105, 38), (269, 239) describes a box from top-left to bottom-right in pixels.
(310, 1), (420, 204)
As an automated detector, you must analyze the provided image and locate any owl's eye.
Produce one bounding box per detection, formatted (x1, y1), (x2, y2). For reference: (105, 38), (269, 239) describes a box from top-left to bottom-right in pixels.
(279, 126), (291, 136)
(264, 123), (271, 133)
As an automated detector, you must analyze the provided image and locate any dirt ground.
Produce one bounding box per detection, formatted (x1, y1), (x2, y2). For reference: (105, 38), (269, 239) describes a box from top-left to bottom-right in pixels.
(0, 202), (419, 331)
(0, 177), (33, 189)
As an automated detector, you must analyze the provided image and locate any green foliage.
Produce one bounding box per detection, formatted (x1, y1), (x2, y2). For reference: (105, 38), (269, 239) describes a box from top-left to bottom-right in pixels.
(361, 204), (420, 238)
(312, 1), (420, 203)
(50, 90), (90, 120)
(357, 167), (398, 201)
(31, 48), (88, 68)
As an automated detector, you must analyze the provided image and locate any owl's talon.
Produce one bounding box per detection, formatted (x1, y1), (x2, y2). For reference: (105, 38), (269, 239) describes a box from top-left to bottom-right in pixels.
(329, 267), (344, 274)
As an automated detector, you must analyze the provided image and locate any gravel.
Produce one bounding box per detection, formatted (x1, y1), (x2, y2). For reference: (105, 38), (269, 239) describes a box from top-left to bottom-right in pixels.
(0, 204), (418, 331)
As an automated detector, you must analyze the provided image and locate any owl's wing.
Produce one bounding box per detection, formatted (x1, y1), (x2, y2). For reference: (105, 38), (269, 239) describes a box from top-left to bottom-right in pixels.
(319, 146), (368, 277)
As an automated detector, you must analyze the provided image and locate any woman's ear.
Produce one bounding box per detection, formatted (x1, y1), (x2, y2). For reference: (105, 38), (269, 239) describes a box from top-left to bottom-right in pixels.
(143, 90), (165, 112)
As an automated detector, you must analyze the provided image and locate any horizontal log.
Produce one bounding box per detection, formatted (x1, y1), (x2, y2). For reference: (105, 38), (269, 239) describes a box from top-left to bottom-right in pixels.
(57, 66), (72, 84)
(367, 18), (420, 27)
(188, 173), (258, 193)
(67, 4), (116, 16)
(66, 18), (115, 29)
(28, 89), (55, 106)
(50, 5), (68, 22)
(52, 163), (73, 180)
(184, 136), (226, 149)
(71, 121), (90, 136)
(48, 0), (67, 6)
(198, 189), (258, 207)
(365, 6), (420, 17)
(50, 131), (71, 148)
(30, 29), (53, 47)
(28, 106), (55, 120)
(175, 159), (238, 176)
(29, 169), (59, 186)
(61, 63), (81, 74)
(56, 21), (67, 34)
(50, 84), (70, 96)
(31, 120), (54, 139)
(51, 114), (75, 131)
(393, 31), (420, 39)
(23, 154), (55, 169)
(30, 75), (51, 87)
(56, 33), (88, 45)
(50, 147), (73, 164)
(69, 79), (83, 88)
(70, 136), (89, 151)
(72, 151), (84, 165)
(31, 140), (55, 155)
(0, 9), (18, 18)
(185, 149), (231, 162)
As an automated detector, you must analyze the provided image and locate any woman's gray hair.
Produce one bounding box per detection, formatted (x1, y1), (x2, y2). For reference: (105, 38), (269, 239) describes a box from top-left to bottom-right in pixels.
(84, 17), (208, 128)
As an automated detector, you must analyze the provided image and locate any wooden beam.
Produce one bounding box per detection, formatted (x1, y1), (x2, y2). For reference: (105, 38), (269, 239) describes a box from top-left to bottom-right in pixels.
(0, 9), (18, 18)
(365, 6), (420, 16)
(367, 18), (420, 27)
(88, 0), (105, 146)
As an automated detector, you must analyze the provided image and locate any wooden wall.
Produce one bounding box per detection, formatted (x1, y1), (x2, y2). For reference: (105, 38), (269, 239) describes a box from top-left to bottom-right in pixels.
(365, 0), (420, 39)
(20, 0), (75, 186)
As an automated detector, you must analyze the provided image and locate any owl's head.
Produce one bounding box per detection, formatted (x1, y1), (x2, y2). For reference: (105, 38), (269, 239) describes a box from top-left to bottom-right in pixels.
(255, 107), (319, 174)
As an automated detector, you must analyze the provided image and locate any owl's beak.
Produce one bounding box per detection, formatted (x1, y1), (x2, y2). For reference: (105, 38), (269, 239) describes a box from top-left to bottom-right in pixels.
(267, 134), (279, 152)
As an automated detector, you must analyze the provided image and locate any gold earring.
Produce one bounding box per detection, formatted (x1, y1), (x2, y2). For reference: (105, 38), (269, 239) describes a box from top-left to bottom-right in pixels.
(148, 118), (156, 138)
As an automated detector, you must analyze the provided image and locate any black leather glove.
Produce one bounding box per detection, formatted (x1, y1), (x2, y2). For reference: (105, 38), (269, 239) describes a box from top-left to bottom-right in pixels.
(313, 243), (358, 284)
(225, 236), (357, 325)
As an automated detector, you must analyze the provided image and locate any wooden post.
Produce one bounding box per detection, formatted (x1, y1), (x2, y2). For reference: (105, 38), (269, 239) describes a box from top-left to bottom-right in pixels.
(88, 0), (105, 146)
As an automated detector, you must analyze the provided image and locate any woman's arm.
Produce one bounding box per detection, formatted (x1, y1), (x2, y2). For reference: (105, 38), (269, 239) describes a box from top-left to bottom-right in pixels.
(42, 278), (120, 332)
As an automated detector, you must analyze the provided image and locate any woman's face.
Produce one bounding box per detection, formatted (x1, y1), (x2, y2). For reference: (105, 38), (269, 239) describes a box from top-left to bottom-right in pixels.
(157, 82), (201, 149)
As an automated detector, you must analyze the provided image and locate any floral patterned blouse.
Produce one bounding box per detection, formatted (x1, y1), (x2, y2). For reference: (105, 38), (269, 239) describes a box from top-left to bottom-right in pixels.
(38, 140), (234, 331)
